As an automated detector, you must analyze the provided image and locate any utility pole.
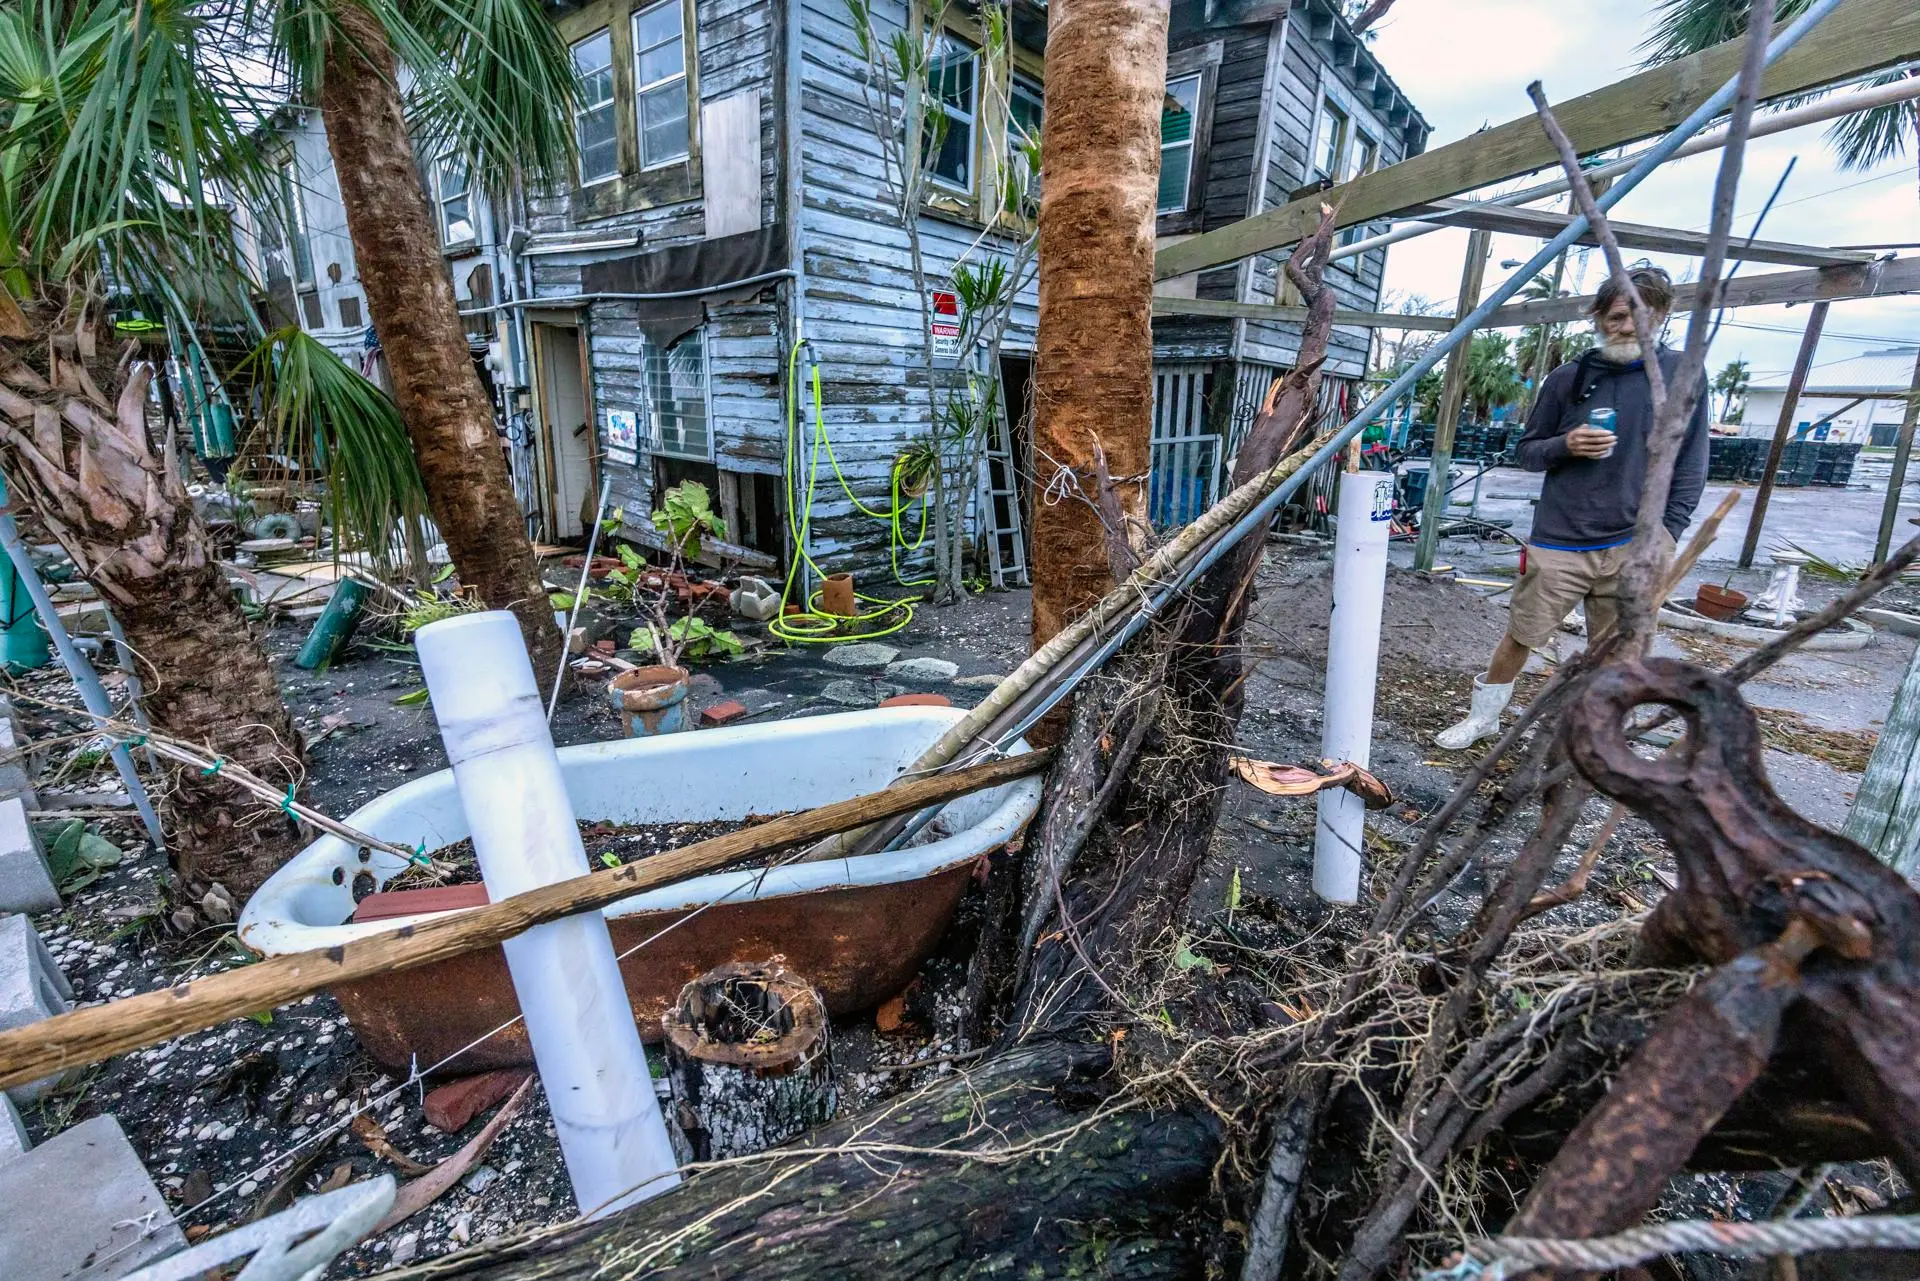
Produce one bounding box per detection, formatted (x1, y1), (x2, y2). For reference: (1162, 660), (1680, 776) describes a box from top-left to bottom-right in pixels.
(1414, 228), (1492, 572)
(1874, 347), (1920, 564)
(1738, 300), (1828, 569)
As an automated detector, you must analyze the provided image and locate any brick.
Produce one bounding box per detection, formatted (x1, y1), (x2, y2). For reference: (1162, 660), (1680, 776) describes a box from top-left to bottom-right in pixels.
(351, 883), (489, 924)
(0, 912), (73, 1104)
(700, 699), (748, 727)
(880, 693), (952, 709)
(0, 1114), (185, 1279)
(0, 1093), (26, 1164)
(0, 799), (57, 917)
(0, 718), (37, 809)
(424, 1068), (530, 1133)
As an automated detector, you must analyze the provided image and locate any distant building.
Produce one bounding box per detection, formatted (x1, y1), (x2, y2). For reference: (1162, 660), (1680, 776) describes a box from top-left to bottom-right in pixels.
(1742, 347), (1920, 447)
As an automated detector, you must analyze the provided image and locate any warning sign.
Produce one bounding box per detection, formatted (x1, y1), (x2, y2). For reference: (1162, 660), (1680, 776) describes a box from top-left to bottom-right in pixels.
(929, 289), (961, 362)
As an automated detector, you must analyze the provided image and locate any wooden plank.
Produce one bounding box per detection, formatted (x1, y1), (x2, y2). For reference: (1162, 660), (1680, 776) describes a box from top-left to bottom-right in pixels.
(1406, 198), (1875, 270)
(1740, 302), (1831, 569)
(1153, 0), (1920, 279)
(0, 750), (1055, 1093)
(1843, 639), (1920, 878)
(1414, 230), (1491, 572)
(1875, 348), (1920, 562)
(1152, 255), (1920, 331)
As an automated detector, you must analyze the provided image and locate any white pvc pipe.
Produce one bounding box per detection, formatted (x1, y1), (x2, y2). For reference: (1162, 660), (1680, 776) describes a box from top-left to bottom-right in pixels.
(1314, 471), (1395, 904)
(414, 611), (680, 1217)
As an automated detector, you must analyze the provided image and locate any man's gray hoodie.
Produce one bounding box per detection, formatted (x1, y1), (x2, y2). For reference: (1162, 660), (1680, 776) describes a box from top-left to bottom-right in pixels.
(1511, 347), (1710, 550)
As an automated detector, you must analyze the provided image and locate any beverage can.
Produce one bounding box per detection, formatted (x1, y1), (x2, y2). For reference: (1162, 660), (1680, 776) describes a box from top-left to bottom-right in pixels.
(1587, 406), (1618, 458)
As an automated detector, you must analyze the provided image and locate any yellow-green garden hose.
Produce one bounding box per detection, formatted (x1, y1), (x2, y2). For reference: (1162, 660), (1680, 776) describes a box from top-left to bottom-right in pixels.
(770, 342), (930, 644)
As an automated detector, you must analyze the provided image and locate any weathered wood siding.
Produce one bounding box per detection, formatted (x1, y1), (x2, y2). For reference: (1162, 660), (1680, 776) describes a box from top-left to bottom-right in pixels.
(526, 0), (784, 527)
(795, 0), (1039, 573)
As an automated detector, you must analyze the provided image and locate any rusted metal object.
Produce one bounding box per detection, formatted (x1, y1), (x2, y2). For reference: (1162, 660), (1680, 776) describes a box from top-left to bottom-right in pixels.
(608, 665), (692, 736)
(1512, 657), (1920, 1239)
(331, 864), (973, 1072)
(1230, 756), (1394, 809)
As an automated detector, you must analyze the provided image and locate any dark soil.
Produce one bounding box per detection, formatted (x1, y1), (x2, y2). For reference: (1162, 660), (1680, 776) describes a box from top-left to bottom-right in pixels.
(387, 817), (766, 896)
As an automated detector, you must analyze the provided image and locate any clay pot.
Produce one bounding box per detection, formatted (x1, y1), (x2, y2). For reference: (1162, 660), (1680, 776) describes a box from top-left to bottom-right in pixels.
(608, 665), (692, 736)
(1694, 583), (1748, 622)
(821, 573), (857, 618)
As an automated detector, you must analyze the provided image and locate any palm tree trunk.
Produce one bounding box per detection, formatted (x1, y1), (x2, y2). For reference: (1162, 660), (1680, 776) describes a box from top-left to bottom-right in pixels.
(1028, 0), (1169, 650)
(0, 300), (304, 900)
(318, 4), (559, 678)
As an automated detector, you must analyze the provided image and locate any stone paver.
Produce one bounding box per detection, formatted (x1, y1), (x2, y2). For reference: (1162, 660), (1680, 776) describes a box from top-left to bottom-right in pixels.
(0, 1114), (186, 1279)
(822, 642), (899, 671)
(822, 679), (900, 707)
(0, 717), (36, 809)
(953, 673), (1010, 689)
(0, 1094), (26, 1164)
(0, 799), (57, 917)
(0, 911), (72, 1104)
(886, 657), (960, 684)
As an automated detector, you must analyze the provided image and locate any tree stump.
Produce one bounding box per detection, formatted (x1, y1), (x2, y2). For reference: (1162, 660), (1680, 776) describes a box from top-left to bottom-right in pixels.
(660, 959), (835, 1162)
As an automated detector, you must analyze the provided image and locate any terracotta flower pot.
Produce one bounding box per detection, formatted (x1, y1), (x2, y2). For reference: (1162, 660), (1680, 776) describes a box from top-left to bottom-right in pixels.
(1693, 583), (1748, 622)
(608, 665), (692, 736)
(821, 573), (857, 618)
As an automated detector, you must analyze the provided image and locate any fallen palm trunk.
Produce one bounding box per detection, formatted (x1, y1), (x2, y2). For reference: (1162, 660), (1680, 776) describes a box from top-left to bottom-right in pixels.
(0, 750), (1051, 1093)
(382, 1042), (1219, 1280)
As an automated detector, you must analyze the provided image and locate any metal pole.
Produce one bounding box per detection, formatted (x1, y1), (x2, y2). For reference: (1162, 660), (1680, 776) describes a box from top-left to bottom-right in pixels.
(0, 487), (165, 849)
(1414, 228), (1492, 571)
(1739, 300), (1829, 568)
(1874, 347), (1920, 563)
(547, 473), (613, 721)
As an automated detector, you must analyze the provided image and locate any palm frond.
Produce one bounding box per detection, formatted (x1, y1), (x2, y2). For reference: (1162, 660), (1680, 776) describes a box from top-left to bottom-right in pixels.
(236, 325), (433, 575)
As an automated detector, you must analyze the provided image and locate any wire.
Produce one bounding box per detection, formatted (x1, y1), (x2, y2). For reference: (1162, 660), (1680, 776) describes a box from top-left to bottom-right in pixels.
(768, 340), (928, 644)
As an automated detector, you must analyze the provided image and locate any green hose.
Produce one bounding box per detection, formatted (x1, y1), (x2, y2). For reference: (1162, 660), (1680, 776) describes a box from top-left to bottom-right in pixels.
(771, 341), (929, 644)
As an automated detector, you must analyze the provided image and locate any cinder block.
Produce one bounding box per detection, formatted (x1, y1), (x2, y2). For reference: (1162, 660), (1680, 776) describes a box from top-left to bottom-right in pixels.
(0, 912), (72, 1104)
(0, 800), (57, 916)
(0, 1114), (185, 1279)
(0, 1093), (27, 1164)
(0, 717), (37, 809)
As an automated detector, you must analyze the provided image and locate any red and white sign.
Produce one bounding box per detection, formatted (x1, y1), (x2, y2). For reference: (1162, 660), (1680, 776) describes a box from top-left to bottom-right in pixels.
(929, 289), (961, 360)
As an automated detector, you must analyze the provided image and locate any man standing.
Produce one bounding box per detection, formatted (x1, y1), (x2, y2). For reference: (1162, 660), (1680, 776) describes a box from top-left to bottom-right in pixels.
(1435, 267), (1709, 749)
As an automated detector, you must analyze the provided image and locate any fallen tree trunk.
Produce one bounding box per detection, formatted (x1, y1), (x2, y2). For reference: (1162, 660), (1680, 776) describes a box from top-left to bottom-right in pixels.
(391, 1044), (1220, 1279)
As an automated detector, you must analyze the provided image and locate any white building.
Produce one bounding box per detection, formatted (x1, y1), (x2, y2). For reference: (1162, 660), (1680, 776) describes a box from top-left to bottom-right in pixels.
(1741, 346), (1919, 447)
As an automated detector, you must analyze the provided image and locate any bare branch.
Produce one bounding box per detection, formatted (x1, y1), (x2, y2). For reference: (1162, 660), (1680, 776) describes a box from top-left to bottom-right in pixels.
(1347, 0), (1397, 34)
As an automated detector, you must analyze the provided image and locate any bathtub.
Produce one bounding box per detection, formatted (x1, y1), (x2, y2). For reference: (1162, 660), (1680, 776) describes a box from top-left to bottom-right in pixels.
(238, 706), (1041, 1071)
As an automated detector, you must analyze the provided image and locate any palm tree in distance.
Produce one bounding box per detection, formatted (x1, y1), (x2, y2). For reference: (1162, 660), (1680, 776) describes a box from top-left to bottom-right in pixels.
(1714, 358), (1753, 422)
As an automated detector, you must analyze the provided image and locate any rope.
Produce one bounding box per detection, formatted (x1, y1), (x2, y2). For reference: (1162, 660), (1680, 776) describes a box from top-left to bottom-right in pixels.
(1421, 1215), (1920, 1280)
(769, 341), (926, 645)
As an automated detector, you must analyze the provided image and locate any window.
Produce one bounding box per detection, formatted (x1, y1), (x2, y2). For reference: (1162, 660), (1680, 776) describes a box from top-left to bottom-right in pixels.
(281, 163), (313, 285)
(298, 291), (323, 330)
(1347, 131), (1377, 182)
(1009, 73), (1043, 196)
(925, 37), (977, 192)
(573, 30), (617, 183)
(436, 159), (475, 245)
(337, 295), (363, 329)
(1313, 101), (1349, 181)
(1157, 74), (1201, 214)
(646, 329), (709, 460)
(632, 0), (689, 169)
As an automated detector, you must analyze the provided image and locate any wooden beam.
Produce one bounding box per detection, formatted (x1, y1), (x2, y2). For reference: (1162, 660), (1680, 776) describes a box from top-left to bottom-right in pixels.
(1875, 348), (1920, 563)
(0, 750), (1054, 1092)
(1153, 0), (1920, 279)
(1406, 199), (1876, 270)
(1415, 230), (1491, 572)
(1151, 256), (1920, 333)
(1741, 303), (1830, 569)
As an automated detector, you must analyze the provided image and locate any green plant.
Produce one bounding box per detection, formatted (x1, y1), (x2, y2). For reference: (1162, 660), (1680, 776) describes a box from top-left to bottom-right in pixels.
(400, 591), (482, 637)
(651, 482), (726, 556)
(630, 617), (744, 664)
(896, 438), (938, 493)
(1781, 541), (1866, 583)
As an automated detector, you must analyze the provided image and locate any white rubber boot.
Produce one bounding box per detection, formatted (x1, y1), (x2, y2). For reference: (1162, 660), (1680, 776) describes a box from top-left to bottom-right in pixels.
(1435, 675), (1514, 750)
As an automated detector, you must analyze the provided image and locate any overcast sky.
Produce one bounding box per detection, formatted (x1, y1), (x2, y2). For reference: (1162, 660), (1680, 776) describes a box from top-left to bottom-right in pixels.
(1364, 0), (1916, 385)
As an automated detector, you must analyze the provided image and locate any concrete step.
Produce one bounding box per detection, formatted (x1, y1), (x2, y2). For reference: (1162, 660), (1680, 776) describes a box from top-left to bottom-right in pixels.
(0, 912), (73, 1103)
(0, 799), (59, 916)
(0, 1114), (185, 1280)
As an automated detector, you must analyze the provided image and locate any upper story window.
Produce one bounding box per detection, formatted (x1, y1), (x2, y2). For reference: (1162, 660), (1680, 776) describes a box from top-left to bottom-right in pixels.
(435, 159), (475, 245)
(632, 0), (689, 169)
(647, 328), (710, 460)
(1314, 101), (1350, 182)
(1157, 74), (1202, 214)
(925, 36), (977, 192)
(280, 162), (313, 286)
(1348, 130), (1378, 181)
(573, 30), (618, 183)
(1009, 74), (1043, 197)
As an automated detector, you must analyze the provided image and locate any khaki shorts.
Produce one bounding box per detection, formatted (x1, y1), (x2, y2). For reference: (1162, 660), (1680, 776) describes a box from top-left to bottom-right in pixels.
(1507, 529), (1673, 648)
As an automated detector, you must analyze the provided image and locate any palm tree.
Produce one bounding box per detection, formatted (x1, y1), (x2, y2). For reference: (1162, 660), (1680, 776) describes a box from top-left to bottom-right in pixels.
(0, 0), (575, 898)
(1641, 0), (1918, 191)
(1714, 357), (1752, 421)
(1463, 333), (1524, 421)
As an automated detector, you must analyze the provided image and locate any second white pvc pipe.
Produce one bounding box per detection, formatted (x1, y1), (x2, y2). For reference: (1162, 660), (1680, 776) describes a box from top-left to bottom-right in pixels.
(415, 611), (680, 1216)
(1314, 471), (1394, 904)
